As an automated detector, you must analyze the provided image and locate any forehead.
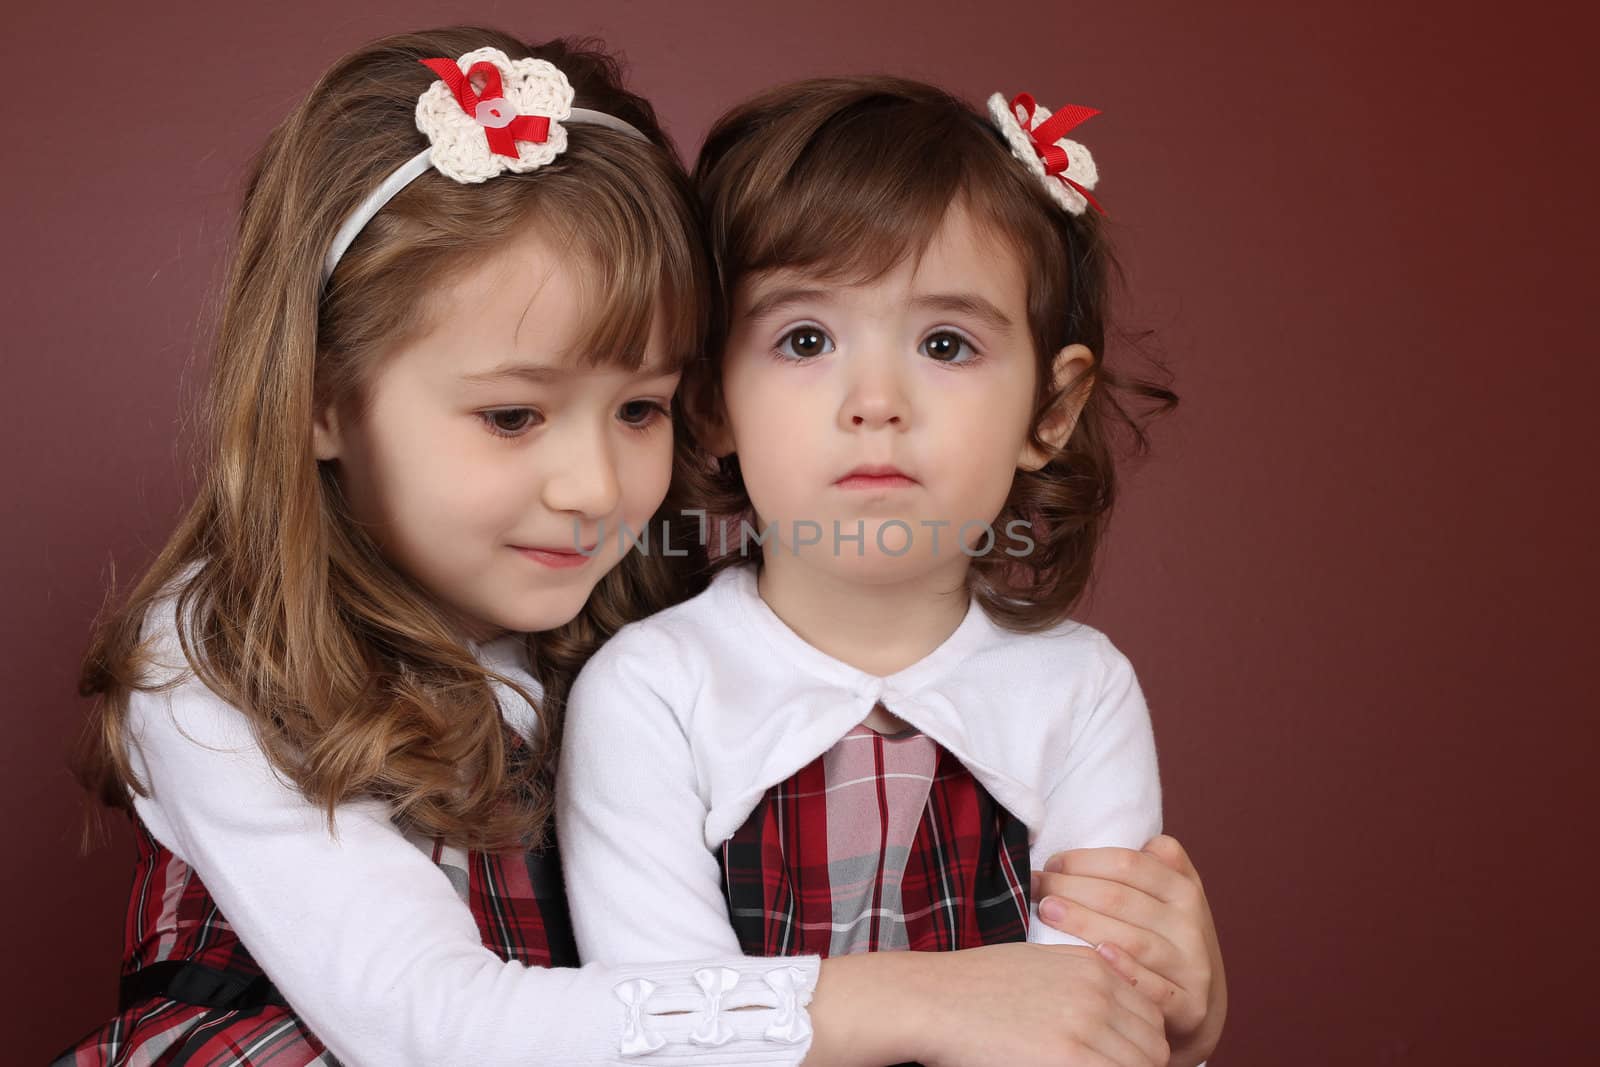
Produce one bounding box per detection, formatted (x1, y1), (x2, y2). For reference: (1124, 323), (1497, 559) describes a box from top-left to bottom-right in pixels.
(423, 223), (685, 376)
(401, 235), (673, 381)
(737, 201), (1027, 309)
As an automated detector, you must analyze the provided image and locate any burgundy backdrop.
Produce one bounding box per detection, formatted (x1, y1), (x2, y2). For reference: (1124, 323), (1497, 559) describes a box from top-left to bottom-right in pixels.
(4, 1), (1593, 1061)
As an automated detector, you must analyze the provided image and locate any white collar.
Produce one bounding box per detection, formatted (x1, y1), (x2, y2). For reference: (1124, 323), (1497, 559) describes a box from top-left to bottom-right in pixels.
(717, 563), (997, 703)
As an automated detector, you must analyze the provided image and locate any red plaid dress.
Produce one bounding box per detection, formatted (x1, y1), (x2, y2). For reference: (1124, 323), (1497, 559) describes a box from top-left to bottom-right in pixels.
(55, 816), (576, 1067)
(719, 722), (1031, 958)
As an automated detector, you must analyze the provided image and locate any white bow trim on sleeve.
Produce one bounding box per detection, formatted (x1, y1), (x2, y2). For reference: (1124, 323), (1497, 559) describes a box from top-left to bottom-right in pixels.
(614, 977), (667, 1056)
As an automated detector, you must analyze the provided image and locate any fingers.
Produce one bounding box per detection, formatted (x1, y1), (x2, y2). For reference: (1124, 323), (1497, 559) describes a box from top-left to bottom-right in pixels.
(1095, 940), (1188, 1017)
(1059, 1051), (1125, 1067)
(1035, 871), (1165, 932)
(1090, 1021), (1168, 1067)
(1104, 978), (1170, 1067)
(1109, 961), (1166, 1032)
(1044, 899), (1181, 984)
(1070, 954), (1169, 1067)
(1043, 846), (1199, 907)
(1141, 833), (1198, 880)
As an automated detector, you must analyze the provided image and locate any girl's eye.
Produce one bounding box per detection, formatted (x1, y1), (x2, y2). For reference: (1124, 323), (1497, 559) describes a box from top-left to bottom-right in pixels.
(776, 325), (835, 360)
(479, 408), (542, 437)
(619, 400), (671, 431)
(920, 330), (977, 364)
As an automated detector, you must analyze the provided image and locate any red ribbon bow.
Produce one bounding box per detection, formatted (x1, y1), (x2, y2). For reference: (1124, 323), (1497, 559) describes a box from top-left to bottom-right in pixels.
(1009, 92), (1105, 215)
(420, 57), (552, 160)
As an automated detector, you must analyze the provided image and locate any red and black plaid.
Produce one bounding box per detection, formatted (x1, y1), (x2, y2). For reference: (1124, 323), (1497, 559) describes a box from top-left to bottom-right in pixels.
(56, 815), (576, 1066)
(718, 728), (1031, 959)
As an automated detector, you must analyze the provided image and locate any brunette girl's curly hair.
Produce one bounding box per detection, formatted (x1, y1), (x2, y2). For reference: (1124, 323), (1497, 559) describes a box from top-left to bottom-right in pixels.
(685, 76), (1176, 631)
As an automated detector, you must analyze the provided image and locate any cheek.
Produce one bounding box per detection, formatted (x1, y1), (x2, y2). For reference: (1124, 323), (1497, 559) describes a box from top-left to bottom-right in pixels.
(730, 408), (812, 516)
(930, 381), (1031, 497)
(349, 409), (505, 535)
(726, 366), (818, 459)
(620, 432), (676, 519)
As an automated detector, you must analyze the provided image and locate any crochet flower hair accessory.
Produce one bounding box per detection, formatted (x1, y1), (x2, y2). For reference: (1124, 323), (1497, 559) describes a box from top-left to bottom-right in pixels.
(987, 91), (1104, 216)
(416, 47), (574, 183)
(322, 46), (648, 281)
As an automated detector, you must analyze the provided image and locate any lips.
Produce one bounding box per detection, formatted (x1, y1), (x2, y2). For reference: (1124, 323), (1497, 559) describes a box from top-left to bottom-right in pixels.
(835, 463), (917, 488)
(512, 542), (598, 568)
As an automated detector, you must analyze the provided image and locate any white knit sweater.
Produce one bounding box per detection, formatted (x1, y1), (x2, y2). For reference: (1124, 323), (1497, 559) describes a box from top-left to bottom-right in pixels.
(124, 594), (819, 1066)
(558, 563), (1163, 966)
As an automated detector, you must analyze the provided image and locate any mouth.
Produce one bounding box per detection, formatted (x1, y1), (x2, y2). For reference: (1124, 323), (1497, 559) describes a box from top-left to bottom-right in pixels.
(834, 464), (917, 490)
(512, 544), (597, 569)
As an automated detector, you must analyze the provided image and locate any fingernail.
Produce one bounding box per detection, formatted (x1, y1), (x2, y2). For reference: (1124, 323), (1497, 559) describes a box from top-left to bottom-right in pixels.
(1044, 854), (1065, 874)
(1030, 872), (1041, 897)
(1040, 897), (1068, 924)
(1094, 942), (1118, 963)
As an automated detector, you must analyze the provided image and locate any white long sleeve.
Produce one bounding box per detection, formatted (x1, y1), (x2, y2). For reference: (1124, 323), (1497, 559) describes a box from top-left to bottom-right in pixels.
(557, 628), (752, 965)
(1026, 632), (1163, 946)
(124, 610), (817, 1067)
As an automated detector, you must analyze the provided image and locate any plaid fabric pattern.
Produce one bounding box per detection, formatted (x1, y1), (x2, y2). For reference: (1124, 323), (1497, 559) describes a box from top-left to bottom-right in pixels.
(720, 723), (1031, 958)
(57, 810), (576, 1066)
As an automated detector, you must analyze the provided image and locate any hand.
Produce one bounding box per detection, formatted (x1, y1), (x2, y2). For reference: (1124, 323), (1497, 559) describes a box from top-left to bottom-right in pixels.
(915, 943), (1170, 1067)
(1033, 835), (1226, 1067)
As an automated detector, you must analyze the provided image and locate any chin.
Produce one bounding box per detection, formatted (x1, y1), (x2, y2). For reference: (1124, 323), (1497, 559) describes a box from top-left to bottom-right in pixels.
(804, 546), (950, 586)
(491, 597), (588, 636)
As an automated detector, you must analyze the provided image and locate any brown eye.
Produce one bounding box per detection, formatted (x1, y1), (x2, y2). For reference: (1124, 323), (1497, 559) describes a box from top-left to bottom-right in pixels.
(619, 400), (668, 428)
(480, 408), (541, 437)
(921, 331), (974, 363)
(777, 325), (834, 360)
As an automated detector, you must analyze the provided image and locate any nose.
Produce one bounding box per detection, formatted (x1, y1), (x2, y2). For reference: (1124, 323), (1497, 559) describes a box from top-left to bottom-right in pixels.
(541, 422), (622, 519)
(839, 344), (909, 432)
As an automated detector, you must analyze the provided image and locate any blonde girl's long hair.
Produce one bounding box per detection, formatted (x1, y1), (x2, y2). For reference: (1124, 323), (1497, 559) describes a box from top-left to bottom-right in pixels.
(74, 27), (712, 850)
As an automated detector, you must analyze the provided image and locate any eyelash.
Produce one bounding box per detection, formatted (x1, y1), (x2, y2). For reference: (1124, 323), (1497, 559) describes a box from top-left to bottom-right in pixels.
(477, 400), (671, 440)
(768, 324), (984, 367)
(920, 329), (982, 366)
(619, 400), (672, 431)
(772, 323), (835, 362)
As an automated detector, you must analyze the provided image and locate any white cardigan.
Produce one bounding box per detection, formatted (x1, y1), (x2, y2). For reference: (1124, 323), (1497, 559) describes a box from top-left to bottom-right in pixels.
(123, 594), (818, 1066)
(558, 563), (1162, 967)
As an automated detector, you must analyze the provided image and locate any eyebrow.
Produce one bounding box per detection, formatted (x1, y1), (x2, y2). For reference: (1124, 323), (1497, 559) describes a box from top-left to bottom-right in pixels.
(909, 293), (1016, 332)
(740, 285), (1015, 334)
(740, 286), (835, 323)
(460, 364), (571, 386)
(460, 362), (681, 386)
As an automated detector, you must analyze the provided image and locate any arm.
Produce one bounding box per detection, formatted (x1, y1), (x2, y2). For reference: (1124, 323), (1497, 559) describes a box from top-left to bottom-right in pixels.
(1034, 839), (1226, 1067)
(558, 634), (1168, 1067)
(1028, 632), (1162, 947)
(129, 671), (819, 1066)
(556, 630), (752, 963)
(1024, 639), (1223, 1065)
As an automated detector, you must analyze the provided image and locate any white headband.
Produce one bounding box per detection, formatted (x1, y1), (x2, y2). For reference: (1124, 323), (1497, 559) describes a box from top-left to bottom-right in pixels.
(323, 48), (649, 283)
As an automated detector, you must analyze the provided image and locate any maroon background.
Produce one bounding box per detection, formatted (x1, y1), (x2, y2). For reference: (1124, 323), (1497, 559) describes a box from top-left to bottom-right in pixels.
(4, 1), (1594, 1061)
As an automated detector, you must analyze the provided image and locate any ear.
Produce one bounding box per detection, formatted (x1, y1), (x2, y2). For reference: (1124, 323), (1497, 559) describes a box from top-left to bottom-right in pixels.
(1017, 344), (1095, 472)
(312, 401), (343, 462)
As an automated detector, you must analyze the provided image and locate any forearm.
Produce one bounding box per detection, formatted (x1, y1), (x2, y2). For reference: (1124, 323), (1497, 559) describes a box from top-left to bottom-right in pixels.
(804, 953), (942, 1066)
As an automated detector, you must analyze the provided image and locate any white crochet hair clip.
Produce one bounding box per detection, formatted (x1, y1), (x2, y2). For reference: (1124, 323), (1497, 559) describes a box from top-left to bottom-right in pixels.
(987, 91), (1104, 217)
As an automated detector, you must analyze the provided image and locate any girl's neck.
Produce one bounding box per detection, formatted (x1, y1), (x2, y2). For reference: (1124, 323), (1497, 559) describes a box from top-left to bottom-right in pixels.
(754, 553), (972, 678)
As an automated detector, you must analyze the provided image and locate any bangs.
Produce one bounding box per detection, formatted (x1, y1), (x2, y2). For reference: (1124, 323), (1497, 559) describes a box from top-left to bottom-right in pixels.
(526, 128), (707, 375)
(718, 95), (1038, 290)
(327, 127), (709, 383)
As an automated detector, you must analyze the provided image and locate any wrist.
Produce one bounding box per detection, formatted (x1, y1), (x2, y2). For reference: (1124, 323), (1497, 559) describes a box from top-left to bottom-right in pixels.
(804, 952), (945, 1066)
